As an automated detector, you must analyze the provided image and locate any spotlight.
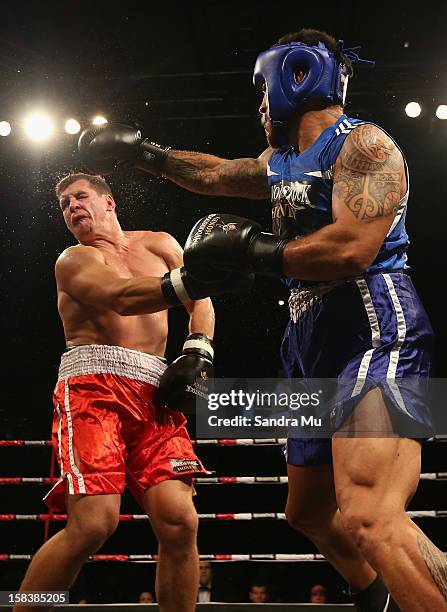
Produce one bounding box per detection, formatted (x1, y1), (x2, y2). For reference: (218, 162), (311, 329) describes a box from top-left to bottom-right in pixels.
(278, 300), (285, 306)
(92, 115), (108, 125)
(24, 112), (54, 141)
(435, 105), (447, 120)
(0, 121), (11, 137)
(404, 102), (422, 118)
(65, 118), (81, 134)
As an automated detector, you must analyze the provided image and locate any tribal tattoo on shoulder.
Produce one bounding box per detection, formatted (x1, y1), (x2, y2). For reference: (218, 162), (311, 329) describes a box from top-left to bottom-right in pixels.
(333, 124), (403, 220)
(417, 534), (447, 600)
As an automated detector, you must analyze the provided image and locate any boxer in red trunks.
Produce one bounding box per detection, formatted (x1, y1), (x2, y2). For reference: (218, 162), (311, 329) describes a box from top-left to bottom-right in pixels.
(15, 172), (218, 612)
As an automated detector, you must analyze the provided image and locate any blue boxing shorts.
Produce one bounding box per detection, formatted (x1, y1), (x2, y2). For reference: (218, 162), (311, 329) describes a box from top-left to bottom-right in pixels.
(281, 272), (434, 466)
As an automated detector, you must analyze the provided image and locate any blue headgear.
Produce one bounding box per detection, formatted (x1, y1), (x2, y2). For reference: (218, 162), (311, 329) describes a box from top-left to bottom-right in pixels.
(253, 40), (372, 145)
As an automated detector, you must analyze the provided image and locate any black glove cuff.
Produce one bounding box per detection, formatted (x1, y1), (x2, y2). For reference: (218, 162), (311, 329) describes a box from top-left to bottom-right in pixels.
(249, 233), (288, 276)
(161, 270), (187, 307)
(183, 333), (214, 361)
(138, 140), (171, 175)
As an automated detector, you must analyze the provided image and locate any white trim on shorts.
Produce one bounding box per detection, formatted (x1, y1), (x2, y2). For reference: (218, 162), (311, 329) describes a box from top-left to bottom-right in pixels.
(351, 274), (412, 417)
(58, 344), (167, 385)
(55, 402), (64, 478)
(351, 278), (381, 397)
(383, 274), (411, 417)
(64, 380), (86, 494)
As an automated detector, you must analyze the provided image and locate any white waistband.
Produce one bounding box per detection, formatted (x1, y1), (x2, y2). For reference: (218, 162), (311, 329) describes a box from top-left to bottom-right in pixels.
(58, 345), (167, 385)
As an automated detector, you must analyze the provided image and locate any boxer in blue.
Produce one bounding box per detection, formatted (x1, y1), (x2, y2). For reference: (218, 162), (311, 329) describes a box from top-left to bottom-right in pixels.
(78, 28), (446, 612)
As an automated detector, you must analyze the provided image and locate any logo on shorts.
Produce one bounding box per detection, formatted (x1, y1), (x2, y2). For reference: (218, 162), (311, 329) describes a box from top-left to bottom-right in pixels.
(170, 458), (201, 473)
(222, 223), (238, 233)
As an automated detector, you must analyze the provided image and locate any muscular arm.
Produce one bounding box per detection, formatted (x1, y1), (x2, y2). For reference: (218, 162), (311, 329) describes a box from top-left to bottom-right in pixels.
(154, 232), (215, 338)
(282, 124), (404, 280)
(56, 246), (168, 315)
(161, 148), (272, 200)
(184, 299), (215, 339)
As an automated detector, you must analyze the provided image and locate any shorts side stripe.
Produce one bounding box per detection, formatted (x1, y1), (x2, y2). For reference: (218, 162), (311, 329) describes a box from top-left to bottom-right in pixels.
(55, 402), (64, 478)
(64, 380), (86, 494)
(382, 274), (411, 416)
(66, 473), (74, 495)
(351, 279), (381, 397)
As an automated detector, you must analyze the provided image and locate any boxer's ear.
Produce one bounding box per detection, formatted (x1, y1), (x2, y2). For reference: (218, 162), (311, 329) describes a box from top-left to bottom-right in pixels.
(105, 194), (116, 211)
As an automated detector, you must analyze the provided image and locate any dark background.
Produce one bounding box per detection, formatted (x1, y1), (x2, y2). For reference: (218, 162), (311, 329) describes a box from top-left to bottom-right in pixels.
(1, 0), (446, 603)
(1, 0), (446, 438)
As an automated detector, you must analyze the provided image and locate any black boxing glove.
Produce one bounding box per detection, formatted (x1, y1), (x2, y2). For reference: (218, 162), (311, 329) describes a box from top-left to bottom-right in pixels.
(184, 213), (289, 277)
(161, 266), (254, 307)
(78, 122), (171, 175)
(156, 333), (214, 413)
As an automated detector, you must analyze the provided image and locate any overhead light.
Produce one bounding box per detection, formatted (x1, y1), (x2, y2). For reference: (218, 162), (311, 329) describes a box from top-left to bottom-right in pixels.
(435, 104), (447, 120)
(65, 118), (81, 134)
(92, 115), (108, 125)
(404, 102), (422, 118)
(24, 112), (54, 141)
(0, 121), (11, 137)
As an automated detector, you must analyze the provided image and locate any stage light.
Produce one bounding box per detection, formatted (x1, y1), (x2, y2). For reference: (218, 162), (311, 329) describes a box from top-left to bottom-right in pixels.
(92, 115), (108, 125)
(405, 102), (422, 118)
(435, 104), (447, 120)
(65, 118), (81, 134)
(24, 112), (54, 141)
(278, 300), (285, 306)
(0, 121), (11, 137)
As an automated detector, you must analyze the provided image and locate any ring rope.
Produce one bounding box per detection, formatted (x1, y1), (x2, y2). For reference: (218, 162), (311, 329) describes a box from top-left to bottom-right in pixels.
(0, 438), (287, 447)
(0, 472), (446, 485)
(0, 553), (327, 562)
(0, 510), (445, 522)
(1, 551), (445, 562)
(1, 436), (446, 447)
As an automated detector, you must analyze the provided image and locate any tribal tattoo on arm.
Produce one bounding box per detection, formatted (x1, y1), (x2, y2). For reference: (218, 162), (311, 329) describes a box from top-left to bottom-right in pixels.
(417, 533), (447, 600)
(163, 149), (271, 200)
(333, 124), (403, 220)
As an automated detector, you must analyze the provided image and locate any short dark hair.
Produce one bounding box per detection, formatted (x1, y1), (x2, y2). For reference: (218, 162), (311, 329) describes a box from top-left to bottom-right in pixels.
(275, 28), (353, 77)
(55, 173), (113, 199)
(249, 583), (268, 591)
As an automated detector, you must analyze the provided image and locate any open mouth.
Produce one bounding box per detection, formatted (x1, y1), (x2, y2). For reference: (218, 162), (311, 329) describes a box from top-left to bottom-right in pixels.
(72, 215), (90, 225)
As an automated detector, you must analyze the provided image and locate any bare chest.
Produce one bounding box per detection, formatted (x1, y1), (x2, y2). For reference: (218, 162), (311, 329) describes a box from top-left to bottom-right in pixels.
(102, 243), (167, 278)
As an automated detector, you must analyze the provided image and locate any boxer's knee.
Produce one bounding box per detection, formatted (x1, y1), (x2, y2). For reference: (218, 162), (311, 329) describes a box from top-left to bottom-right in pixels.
(156, 508), (199, 554)
(339, 502), (395, 562)
(66, 504), (120, 553)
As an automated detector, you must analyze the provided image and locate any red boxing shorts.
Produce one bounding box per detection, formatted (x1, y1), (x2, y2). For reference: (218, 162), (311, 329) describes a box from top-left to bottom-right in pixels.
(44, 344), (209, 511)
